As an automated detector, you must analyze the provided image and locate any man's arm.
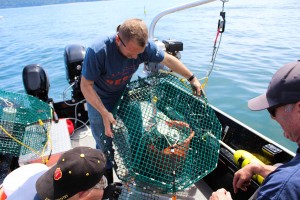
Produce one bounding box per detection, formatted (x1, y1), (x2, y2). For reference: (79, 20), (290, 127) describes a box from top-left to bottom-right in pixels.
(209, 162), (277, 199)
(80, 76), (116, 137)
(161, 53), (202, 96)
(233, 162), (277, 193)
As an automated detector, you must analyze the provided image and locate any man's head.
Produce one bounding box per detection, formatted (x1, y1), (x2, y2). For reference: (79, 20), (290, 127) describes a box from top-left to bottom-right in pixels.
(248, 61), (300, 112)
(248, 61), (300, 144)
(36, 146), (106, 200)
(116, 18), (148, 59)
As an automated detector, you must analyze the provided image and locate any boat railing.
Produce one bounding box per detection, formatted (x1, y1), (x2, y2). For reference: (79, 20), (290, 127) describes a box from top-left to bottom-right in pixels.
(149, 0), (218, 39)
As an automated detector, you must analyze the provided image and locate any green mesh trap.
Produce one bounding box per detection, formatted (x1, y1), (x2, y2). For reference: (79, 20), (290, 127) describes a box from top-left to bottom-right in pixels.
(112, 73), (222, 194)
(0, 89), (52, 157)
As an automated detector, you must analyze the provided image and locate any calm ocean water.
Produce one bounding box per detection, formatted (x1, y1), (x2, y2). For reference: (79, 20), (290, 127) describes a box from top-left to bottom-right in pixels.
(0, 0), (299, 152)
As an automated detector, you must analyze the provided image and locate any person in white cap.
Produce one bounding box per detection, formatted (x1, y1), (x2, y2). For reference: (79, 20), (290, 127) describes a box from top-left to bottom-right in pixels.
(210, 61), (300, 200)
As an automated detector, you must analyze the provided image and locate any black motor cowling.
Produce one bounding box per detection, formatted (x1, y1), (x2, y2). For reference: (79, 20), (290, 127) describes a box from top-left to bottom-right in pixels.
(64, 44), (86, 101)
(162, 39), (183, 58)
(22, 64), (49, 102)
(64, 44), (86, 84)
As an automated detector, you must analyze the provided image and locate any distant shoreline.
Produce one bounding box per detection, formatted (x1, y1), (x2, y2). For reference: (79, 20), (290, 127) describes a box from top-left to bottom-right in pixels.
(0, 0), (107, 9)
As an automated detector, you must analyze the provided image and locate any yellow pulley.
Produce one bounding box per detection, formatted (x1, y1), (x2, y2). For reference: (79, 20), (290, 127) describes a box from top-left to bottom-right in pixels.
(233, 150), (264, 185)
(219, 140), (264, 185)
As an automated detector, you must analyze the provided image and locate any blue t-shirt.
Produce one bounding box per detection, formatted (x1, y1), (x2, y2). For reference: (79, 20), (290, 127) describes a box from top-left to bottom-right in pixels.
(256, 148), (300, 200)
(82, 35), (164, 107)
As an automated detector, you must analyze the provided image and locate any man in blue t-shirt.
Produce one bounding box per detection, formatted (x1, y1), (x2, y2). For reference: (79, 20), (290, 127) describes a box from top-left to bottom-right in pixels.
(81, 18), (202, 183)
(209, 61), (300, 200)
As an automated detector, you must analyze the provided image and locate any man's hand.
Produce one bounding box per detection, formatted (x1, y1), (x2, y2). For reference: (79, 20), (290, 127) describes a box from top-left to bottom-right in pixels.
(102, 111), (117, 138)
(209, 188), (232, 200)
(103, 182), (123, 200)
(190, 78), (202, 96)
(233, 163), (257, 193)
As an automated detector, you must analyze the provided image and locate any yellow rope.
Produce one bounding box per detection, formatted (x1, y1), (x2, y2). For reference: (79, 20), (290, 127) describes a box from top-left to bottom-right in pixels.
(38, 119), (52, 164)
(0, 120), (51, 164)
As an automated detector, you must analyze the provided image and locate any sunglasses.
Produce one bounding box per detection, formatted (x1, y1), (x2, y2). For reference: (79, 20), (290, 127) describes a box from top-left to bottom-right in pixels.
(118, 34), (126, 47)
(267, 104), (282, 117)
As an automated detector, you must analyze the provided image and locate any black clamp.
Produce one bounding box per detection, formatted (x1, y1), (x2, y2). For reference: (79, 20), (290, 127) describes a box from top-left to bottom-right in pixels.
(218, 11), (226, 33)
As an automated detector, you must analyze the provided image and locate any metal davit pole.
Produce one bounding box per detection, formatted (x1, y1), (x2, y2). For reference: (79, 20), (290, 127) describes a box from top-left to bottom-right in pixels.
(149, 0), (218, 39)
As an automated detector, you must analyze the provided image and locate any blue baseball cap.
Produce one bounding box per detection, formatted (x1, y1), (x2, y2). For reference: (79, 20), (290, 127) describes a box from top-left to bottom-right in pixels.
(248, 60), (300, 110)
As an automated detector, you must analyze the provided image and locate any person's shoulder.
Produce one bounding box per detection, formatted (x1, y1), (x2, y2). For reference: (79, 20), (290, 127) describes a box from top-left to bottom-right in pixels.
(90, 34), (116, 53)
(263, 160), (300, 188)
(147, 39), (157, 47)
(143, 40), (165, 60)
(143, 40), (159, 53)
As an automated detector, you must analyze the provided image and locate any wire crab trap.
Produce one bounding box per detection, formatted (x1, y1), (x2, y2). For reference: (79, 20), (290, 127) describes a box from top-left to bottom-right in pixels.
(111, 73), (222, 194)
(0, 89), (52, 158)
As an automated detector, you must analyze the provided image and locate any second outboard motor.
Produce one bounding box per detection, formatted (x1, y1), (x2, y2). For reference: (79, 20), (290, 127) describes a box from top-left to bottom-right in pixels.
(143, 39), (183, 76)
(162, 39), (183, 59)
(64, 44), (86, 101)
(22, 64), (50, 102)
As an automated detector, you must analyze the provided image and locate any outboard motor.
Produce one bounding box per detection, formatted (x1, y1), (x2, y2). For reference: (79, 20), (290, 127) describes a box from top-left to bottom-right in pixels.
(162, 39), (183, 59)
(22, 64), (50, 102)
(64, 44), (86, 101)
(143, 39), (183, 76)
(22, 64), (59, 123)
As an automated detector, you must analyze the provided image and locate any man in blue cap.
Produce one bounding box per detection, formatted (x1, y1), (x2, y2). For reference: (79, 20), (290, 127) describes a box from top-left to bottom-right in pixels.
(210, 61), (300, 200)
